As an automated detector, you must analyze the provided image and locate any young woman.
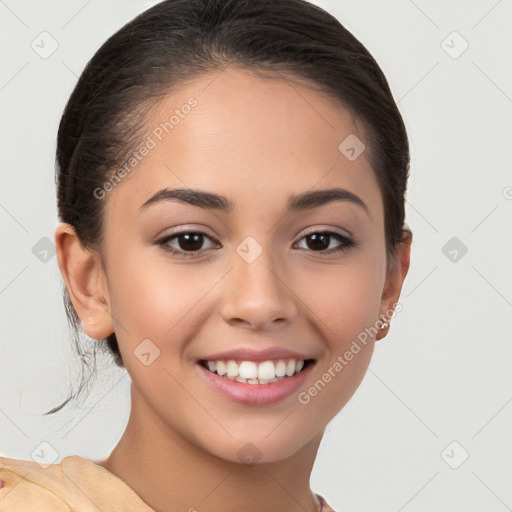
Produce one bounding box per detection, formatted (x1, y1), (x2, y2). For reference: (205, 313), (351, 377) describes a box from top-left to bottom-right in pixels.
(0, 0), (412, 510)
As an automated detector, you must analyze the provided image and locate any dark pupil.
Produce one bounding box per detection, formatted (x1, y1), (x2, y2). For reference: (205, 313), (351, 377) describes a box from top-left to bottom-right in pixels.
(307, 233), (329, 251)
(179, 233), (203, 251)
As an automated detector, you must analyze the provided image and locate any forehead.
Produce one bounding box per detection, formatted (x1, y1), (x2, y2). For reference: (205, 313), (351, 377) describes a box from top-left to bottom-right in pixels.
(104, 66), (381, 219)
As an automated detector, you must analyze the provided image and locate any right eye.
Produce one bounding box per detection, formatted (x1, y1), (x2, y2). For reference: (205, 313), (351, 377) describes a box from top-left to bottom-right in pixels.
(156, 231), (220, 258)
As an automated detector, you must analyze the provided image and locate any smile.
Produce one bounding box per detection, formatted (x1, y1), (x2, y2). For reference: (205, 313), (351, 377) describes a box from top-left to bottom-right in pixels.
(198, 358), (314, 384)
(196, 358), (317, 405)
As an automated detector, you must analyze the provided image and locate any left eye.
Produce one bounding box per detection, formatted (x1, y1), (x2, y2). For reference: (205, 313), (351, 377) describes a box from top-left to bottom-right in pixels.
(294, 231), (354, 253)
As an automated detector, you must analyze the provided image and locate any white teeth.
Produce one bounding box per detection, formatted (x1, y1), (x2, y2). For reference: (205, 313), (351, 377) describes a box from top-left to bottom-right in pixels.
(216, 361), (227, 376)
(202, 358), (310, 384)
(258, 360), (276, 380)
(238, 361), (258, 380)
(275, 360), (287, 377)
(226, 360), (239, 378)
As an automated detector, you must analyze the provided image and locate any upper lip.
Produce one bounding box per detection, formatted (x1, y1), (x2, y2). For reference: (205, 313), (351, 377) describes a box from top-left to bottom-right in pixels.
(198, 347), (315, 363)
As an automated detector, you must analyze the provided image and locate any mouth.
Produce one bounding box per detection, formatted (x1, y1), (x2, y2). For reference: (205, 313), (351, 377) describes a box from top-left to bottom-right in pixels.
(197, 358), (316, 385)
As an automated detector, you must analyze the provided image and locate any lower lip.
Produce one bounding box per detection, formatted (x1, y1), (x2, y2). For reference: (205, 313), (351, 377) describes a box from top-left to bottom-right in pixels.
(196, 362), (315, 406)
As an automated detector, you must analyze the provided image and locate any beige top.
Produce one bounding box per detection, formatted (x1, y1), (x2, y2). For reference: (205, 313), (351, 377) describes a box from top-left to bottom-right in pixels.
(0, 455), (336, 511)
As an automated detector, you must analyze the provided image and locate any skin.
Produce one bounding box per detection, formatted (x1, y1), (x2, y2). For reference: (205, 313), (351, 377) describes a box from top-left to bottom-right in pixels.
(55, 66), (411, 512)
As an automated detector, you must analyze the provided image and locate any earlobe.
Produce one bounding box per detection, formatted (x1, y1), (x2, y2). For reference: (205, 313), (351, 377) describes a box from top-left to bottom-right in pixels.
(54, 223), (114, 340)
(376, 229), (413, 341)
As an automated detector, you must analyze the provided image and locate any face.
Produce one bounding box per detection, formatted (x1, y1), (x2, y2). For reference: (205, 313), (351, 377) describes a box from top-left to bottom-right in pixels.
(76, 67), (406, 464)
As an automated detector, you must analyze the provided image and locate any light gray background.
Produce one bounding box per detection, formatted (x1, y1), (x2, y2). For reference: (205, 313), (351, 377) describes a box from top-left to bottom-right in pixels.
(1, 1), (511, 511)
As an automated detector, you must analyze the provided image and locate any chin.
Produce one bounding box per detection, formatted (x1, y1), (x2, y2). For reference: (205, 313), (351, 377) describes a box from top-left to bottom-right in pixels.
(199, 429), (315, 466)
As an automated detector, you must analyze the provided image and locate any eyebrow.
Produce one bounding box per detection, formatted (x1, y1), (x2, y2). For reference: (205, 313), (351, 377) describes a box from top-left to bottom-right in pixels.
(139, 187), (370, 217)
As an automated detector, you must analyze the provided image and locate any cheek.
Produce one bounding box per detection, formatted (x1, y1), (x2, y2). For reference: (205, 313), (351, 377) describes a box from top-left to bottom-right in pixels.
(298, 254), (385, 347)
(295, 264), (382, 425)
(106, 247), (216, 357)
(109, 268), (171, 336)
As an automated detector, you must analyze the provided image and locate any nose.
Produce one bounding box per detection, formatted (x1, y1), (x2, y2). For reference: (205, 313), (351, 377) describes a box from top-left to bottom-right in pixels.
(219, 247), (298, 331)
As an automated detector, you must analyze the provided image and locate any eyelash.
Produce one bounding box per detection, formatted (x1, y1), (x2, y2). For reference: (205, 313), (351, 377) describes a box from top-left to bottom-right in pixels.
(155, 229), (356, 259)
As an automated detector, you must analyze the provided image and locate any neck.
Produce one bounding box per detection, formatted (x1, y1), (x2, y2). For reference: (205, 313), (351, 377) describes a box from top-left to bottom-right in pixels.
(99, 383), (324, 512)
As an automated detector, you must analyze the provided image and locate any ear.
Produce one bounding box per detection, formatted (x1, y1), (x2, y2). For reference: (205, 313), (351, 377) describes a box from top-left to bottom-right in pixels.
(54, 222), (114, 340)
(376, 228), (412, 341)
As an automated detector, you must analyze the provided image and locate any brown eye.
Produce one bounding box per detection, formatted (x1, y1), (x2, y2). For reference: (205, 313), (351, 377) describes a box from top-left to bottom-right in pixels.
(157, 231), (218, 258)
(174, 233), (205, 251)
(295, 231), (354, 254)
(305, 233), (330, 251)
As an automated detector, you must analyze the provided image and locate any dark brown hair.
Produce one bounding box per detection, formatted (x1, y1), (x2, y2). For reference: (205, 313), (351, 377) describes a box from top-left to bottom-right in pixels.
(48, 0), (411, 414)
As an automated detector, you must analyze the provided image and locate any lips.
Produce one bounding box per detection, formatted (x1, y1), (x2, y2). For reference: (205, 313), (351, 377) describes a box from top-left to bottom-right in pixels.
(194, 346), (317, 405)
(197, 346), (314, 363)
(196, 358), (315, 405)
